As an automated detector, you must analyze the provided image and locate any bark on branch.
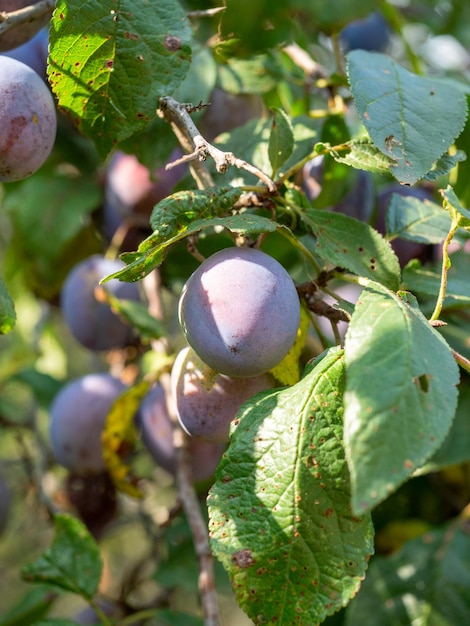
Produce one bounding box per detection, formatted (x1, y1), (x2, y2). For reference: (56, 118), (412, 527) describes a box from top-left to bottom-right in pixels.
(0, 0), (54, 36)
(159, 96), (276, 193)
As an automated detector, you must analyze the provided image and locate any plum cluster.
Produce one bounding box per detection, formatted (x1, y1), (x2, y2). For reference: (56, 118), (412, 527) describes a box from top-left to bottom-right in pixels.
(172, 246), (300, 443)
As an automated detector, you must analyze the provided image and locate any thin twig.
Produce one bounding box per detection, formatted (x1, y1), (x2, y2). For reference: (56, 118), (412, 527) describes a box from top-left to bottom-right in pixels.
(187, 7), (226, 19)
(451, 348), (470, 375)
(0, 0), (54, 35)
(282, 42), (329, 80)
(161, 373), (222, 626)
(159, 96), (276, 192)
(430, 215), (461, 322)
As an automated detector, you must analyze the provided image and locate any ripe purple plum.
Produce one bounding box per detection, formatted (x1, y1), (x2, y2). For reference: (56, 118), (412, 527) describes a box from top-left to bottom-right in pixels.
(0, 56), (57, 181)
(171, 346), (273, 443)
(135, 383), (225, 482)
(60, 254), (141, 352)
(339, 12), (390, 53)
(102, 149), (187, 251)
(49, 373), (126, 475)
(0, 1), (51, 52)
(178, 247), (300, 377)
(74, 599), (124, 625)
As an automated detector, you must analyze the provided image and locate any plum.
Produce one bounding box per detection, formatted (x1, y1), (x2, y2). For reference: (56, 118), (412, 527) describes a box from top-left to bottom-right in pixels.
(0, 56), (57, 181)
(60, 254), (141, 352)
(171, 346), (273, 443)
(135, 383), (225, 482)
(74, 599), (124, 625)
(101, 149), (187, 252)
(178, 247), (300, 377)
(0, 1), (50, 52)
(340, 12), (390, 53)
(49, 373), (126, 475)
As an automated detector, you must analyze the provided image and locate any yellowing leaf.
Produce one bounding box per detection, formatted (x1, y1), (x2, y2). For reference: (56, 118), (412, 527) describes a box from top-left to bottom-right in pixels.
(102, 380), (151, 497)
(270, 305), (309, 386)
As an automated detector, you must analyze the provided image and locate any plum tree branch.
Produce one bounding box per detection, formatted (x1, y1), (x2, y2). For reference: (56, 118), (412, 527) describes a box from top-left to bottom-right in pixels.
(159, 96), (276, 192)
(0, 0), (54, 35)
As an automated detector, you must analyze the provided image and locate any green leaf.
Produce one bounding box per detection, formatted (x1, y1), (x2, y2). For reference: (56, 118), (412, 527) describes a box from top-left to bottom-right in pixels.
(0, 278), (16, 334)
(3, 172), (102, 299)
(208, 347), (374, 626)
(213, 116), (320, 187)
(102, 182), (286, 284)
(422, 150), (467, 181)
(219, 1), (294, 55)
(304, 210), (401, 290)
(11, 369), (62, 408)
(330, 137), (397, 176)
(106, 212), (279, 283)
(218, 55), (280, 94)
(21, 514), (102, 598)
(347, 51), (468, 185)
(345, 518), (470, 626)
(441, 184), (470, 227)
(105, 297), (166, 341)
(402, 252), (470, 303)
(291, 0), (379, 32)
(3, 173), (101, 257)
(268, 108), (294, 176)
(48, 0), (192, 158)
(149, 187), (243, 239)
(0, 587), (56, 626)
(386, 194), (452, 244)
(344, 283), (460, 514)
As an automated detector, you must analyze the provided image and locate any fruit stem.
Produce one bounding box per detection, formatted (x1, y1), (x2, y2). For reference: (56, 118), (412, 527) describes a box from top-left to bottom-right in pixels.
(430, 215), (461, 322)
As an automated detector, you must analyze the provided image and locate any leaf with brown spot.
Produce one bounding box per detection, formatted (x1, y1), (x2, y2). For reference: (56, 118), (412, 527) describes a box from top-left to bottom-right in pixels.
(208, 347), (374, 625)
(49, 0), (192, 158)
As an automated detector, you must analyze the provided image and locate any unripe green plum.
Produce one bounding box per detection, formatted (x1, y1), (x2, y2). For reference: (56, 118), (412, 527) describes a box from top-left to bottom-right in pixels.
(171, 346), (273, 443)
(49, 374), (126, 475)
(178, 247), (300, 377)
(0, 1), (50, 52)
(135, 383), (225, 481)
(0, 56), (56, 181)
